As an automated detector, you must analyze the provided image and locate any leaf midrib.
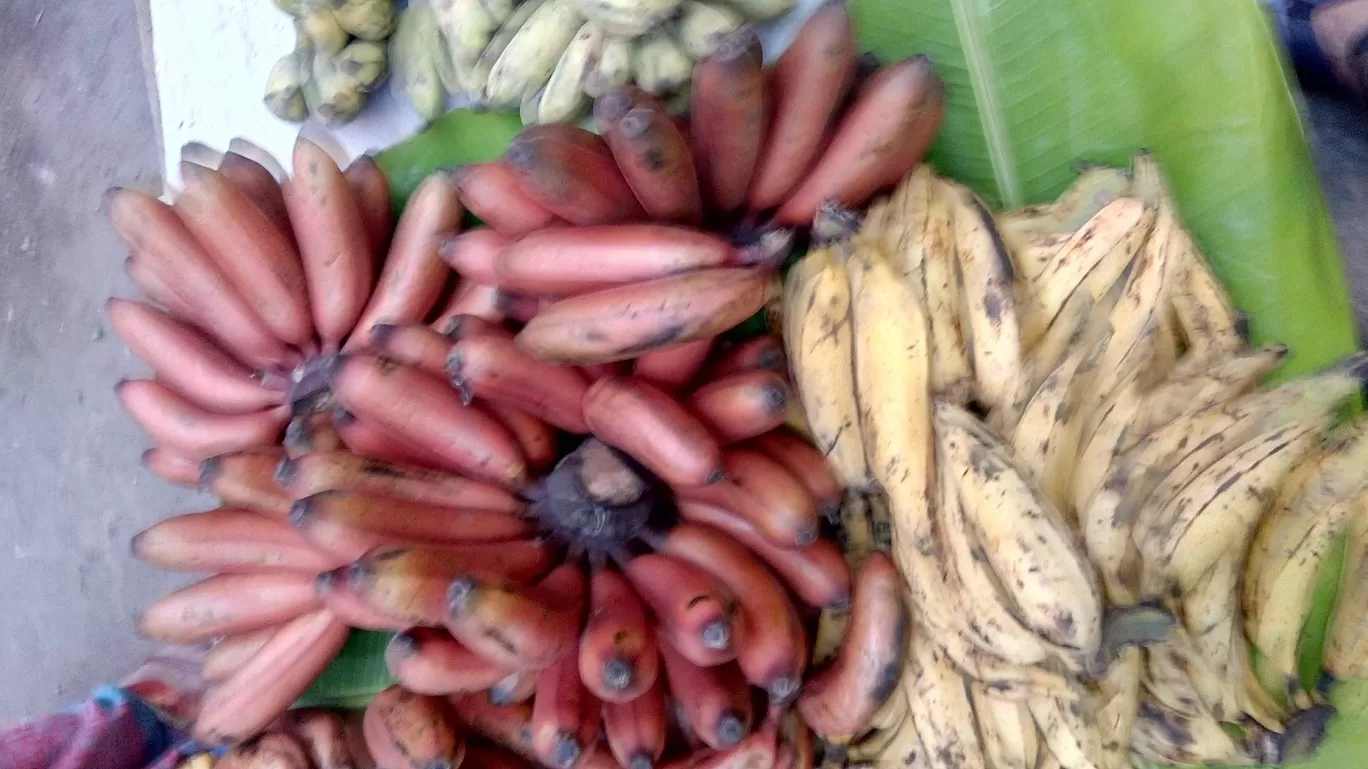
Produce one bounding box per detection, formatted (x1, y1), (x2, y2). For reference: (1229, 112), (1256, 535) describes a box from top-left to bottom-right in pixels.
(948, 0), (1021, 207)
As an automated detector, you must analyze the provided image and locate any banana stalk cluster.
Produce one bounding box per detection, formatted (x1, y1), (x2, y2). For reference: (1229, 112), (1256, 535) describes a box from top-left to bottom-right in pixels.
(266, 0), (396, 125)
(390, 0), (792, 124)
(784, 156), (1368, 769)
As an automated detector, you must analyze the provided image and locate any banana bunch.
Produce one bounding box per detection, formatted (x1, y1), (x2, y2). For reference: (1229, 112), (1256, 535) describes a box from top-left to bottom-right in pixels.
(264, 0), (395, 124)
(785, 154), (1368, 768)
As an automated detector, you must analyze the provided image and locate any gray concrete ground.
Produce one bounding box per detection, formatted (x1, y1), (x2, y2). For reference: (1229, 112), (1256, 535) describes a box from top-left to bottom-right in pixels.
(0, 0), (1367, 727)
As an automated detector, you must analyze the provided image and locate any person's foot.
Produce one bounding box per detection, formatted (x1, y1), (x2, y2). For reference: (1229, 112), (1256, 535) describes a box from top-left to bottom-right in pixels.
(1310, 0), (1368, 95)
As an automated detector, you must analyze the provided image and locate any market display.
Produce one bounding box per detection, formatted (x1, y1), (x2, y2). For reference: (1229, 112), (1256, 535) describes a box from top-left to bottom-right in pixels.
(105, 2), (1368, 769)
(265, 0), (397, 124)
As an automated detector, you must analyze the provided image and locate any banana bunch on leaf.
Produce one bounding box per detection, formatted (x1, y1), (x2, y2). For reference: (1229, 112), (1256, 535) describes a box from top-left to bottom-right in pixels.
(265, 0), (396, 124)
(785, 155), (1368, 769)
(390, 0), (790, 125)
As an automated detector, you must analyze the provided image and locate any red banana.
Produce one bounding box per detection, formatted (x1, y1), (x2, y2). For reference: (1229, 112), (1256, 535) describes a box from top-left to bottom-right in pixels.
(580, 567), (659, 703)
(462, 740), (539, 769)
(386, 627), (512, 695)
(704, 338), (786, 380)
(745, 429), (843, 519)
(486, 403), (559, 473)
(515, 268), (769, 365)
(582, 376), (723, 487)
(676, 501), (849, 609)
(176, 161), (314, 348)
(372, 322), (456, 375)
(448, 334), (590, 432)
(675, 449), (820, 549)
(137, 571), (322, 643)
(688, 371), (791, 443)
(201, 449), (292, 517)
(194, 610), (349, 744)
(659, 644), (752, 750)
(659, 717), (778, 769)
(655, 523), (808, 702)
(633, 339), (714, 393)
(445, 562), (586, 671)
(363, 685), (467, 769)
(596, 91), (703, 225)
(430, 282), (507, 334)
(132, 507), (342, 573)
(450, 161), (561, 237)
(448, 698), (538, 761)
(332, 407), (461, 470)
(349, 172), (462, 349)
(690, 29), (767, 216)
(315, 568), (410, 630)
(532, 651), (600, 769)
(116, 379), (288, 458)
(345, 543), (555, 625)
(202, 625), (279, 682)
(747, 1), (856, 212)
(276, 450), (523, 514)
(329, 355), (528, 488)
(502, 125), (645, 225)
(443, 314), (514, 342)
(440, 229), (510, 286)
(290, 490), (529, 552)
(623, 553), (736, 667)
(345, 155), (394, 260)
(775, 57), (945, 226)
(603, 677), (667, 769)
(284, 137), (375, 351)
(284, 411), (345, 458)
(141, 447), (204, 487)
(107, 298), (283, 414)
(219, 150), (294, 245)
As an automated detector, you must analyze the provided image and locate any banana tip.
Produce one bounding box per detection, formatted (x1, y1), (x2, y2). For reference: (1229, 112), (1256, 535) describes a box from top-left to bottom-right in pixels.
(197, 456), (221, 484)
(593, 88), (635, 126)
(701, 619), (731, 650)
(274, 457), (296, 485)
(388, 629), (418, 657)
(314, 570), (335, 594)
(768, 676), (799, 703)
(717, 713), (746, 746)
(552, 735), (581, 768)
(288, 497), (314, 527)
(369, 323), (396, 345)
(628, 755), (653, 769)
(602, 658), (634, 691)
(447, 576), (478, 615)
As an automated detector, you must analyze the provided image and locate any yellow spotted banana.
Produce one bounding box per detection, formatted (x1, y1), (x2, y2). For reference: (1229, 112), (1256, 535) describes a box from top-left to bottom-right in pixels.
(522, 21), (604, 124)
(675, 1), (744, 59)
(583, 35), (633, 97)
(907, 626), (986, 769)
(1325, 491), (1368, 683)
(970, 682), (1039, 769)
(633, 31), (692, 95)
(483, 0), (585, 108)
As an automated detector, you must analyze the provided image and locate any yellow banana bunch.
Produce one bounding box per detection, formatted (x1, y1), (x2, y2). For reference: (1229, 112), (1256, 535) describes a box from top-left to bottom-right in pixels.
(265, 0), (398, 124)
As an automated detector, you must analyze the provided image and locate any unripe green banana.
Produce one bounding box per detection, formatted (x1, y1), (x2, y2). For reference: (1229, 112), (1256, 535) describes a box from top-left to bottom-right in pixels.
(675, 1), (742, 58)
(298, 8), (349, 56)
(726, 0), (795, 20)
(336, 40), (389, 91)
(433, 0), (499, 66)
(568, 0), (683, 37)
(483, 0), (586, 108)
(469, 0), (548, 102)
(332, 0), (396, 41)
(389, 6), (447, 122)
(633, 31), (691, 94)
(524, 22), (604, 123)
(583, 35), (633, 97)
(308, 51), (367, 124)
(264, 50), (310, 122)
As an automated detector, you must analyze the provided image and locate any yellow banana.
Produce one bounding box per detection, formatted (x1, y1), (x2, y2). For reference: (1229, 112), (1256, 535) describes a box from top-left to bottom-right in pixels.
(432, 0), (500, 65)
(675, 1), (744, 59)
(524, 21), (604, 124)
(389, 6), (447, 122)
(583, 35), (633, 97)
(567, 0), (682, 37)
(1325, 492), (1368, 683)
(1010, 335), (1102, 515)
(813, 606), (850, 667)
(970, 683), (1039, 769)
(1137, 343), (1289, 439)
(1176, 556), (1240, 721)
(483, 0), (585, 108)
(907, 625), (986, 769)
(1027, 694), (1106, 769)
(1093, 648), (1140, 769)
(469, 0), (548, 102)
(1129, 695), (1244, 767)
(633, 31), (693, 95)
(998, 165), (1133, 262)
(726, 0), (797, 20)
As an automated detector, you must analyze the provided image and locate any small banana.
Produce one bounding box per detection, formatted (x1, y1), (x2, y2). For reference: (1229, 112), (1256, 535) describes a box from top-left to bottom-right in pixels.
(433, 0), (499, 66)
(483, 0), (586, 108)
(726, 0), (796, 20)
(568, 0), (683, 37)
(308, 50), (367, 124)
(333, 0), (397, 40)
(970, 682), (1038, 769)
(524, 22), (604, 123)
(469, 0), (548, 100)
(1176, 556), (1240, 721)
(264, 49), (310, 122)
(1325, 491), (1368, 683)
(633, 31), (693, 95)
(998, 165), (1133, 259)
(583, 35), (633, 97)
(335, 40), (389, 92)
(675, 1), (744, 58)
(1092, 648), (1139, 769)
(1136, 343), (1288, 439)
(389, 6), (447, 121)
(298, 8), (349, 56)
(907, 626), (986, 769)
(1027, 694), (1106, 769)
(1010, 335), (1101, 516)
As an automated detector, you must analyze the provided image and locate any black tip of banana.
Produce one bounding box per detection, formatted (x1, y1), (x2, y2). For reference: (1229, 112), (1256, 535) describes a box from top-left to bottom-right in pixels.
(1278, 704), (1337, 765)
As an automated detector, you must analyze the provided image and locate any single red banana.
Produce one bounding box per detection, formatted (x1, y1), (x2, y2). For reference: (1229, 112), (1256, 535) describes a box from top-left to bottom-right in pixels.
(515, 268), (769, 365)
(450, 161), (561, 237)
(633, 339), (714, 393)
(202, 625), (279, 682)
(386, 627), (512, 695)
(580, 567), (659, 702)
(345, 155), (395, 260)
(333, 407), (461, 470)
(659, 644), (753, 750)
(676, 501), (849, 609)
(363, 685), (467, 769)
(603, 677), (667, 769)
(284, 411), (344, 458)
(346, 543), (555, 625)
(775, 57), (945, 226)
(195, 610), (350, 744)
(440, 229), (509, 286)
(137, 571), (322, 643)
(132, 507), (342, 573)
(283, 708), (358, 769)
(461, 740), (538, 769)
(502, 125), (645, 226)
(284, 137), (375, 351)
(116, 379), (288, 458)
(495, 226), (778, 296)
(495, 292), (549, 324)
(430, 282), (506, 333)
(582, 376), (723, 486)
(623, 553), (736, 667)
(276, 450), (523, 514)
(329, 355), (528, 488)
(218, 730), (312, 769)
(688, 371), (791, 443)
(445, 562), (586, 671)
(201, 449), (292, 517)
(315, 568), (410, 630)
(654, 523), (809, 702)
(660, 717), (779, 769)
(675, 449), (820, 549)
(690, 29), (767, 215)
(490, 669), (540, 706)
(448, 334), (590, 433)
(290, 491), (529, 552)
(372, 323), (455, 375)
(747, 1), (856, 212)
(108, 188), (293, 370)
(448, 698), (538, 761)
(745, 429), (843, 519)
(795, 551), (907, 743)
(349, 172), (462, 350)
(596, 95), (703, 225)
(532, 651), (599, 769)
(176, 161), (314, 348)
(443, 314), (514, 342)
(485, 403), (559, 473)
(704, 338), (786, 380)
(141, 447), (203, 487)
(219, 150), (294, 245)
(107, 298), (282, 414)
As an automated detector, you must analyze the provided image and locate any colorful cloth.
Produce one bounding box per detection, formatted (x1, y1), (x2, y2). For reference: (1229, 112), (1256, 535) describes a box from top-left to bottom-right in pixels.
(0, 688), (190, 769)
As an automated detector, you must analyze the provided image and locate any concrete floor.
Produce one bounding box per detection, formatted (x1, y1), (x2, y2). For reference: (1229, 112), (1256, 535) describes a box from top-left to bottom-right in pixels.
(1, 0), (1367, 727)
